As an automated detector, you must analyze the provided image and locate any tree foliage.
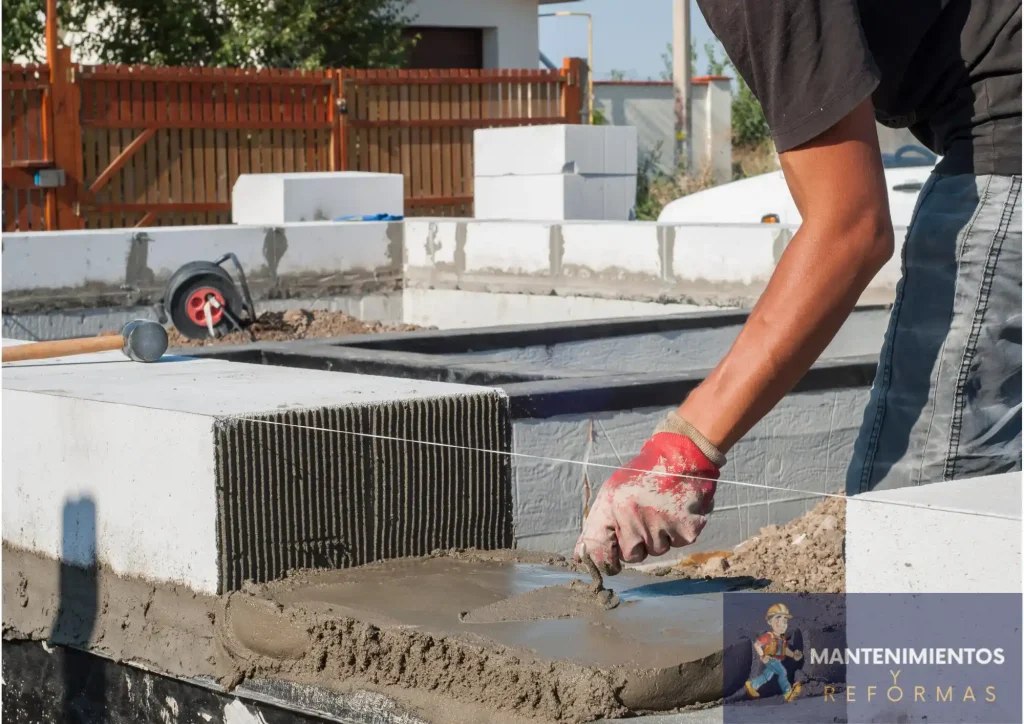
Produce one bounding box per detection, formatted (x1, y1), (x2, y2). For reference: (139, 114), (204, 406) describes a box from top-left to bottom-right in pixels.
(1, 0), (414, 68)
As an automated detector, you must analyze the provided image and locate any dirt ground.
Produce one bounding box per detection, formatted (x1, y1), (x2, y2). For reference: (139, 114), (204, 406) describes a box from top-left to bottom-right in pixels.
(167, 309), (425, 347)
(675, 496), (846, 594)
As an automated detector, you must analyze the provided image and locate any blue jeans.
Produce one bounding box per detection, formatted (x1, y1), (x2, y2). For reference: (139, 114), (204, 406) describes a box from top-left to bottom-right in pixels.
(847, 174), (1022, 493)
(750, 657), (792, 695)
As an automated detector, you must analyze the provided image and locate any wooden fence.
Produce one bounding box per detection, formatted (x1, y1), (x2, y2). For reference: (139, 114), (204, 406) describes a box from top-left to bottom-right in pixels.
(2, 55), (583, 231)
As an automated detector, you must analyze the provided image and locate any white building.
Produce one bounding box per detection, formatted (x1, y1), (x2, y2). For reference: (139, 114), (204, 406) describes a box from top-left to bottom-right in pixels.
(405, 0), (577, 69)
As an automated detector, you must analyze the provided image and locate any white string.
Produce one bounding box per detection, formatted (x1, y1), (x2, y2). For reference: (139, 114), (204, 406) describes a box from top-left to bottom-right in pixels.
(237, 416), (1023, 523)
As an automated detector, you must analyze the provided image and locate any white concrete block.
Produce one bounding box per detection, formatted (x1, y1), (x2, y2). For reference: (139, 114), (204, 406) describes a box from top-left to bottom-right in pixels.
(474, 125), (638, 177)
(462, 221), (551, 275)
(847, 473), (1022, 593)
(560, 222), (660, 278)
(1, 349), (495, 594)
(232, 172), (403, 225)
(474, 174), (635, 221)
(671, 223), (781, 285)
(404, 219), (459, 268)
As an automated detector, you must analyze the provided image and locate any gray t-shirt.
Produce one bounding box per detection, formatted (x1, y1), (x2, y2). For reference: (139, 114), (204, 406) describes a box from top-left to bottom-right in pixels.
(697, 0), (1021, 175)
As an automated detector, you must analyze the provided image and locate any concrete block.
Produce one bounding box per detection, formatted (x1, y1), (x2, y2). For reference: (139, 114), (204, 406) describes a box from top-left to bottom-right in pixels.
(474, 174), (635, 221)
(232, 172), (403, 224)
(2, 347), (512, 594)
(462, 221), (551, 275)
(474, 124), (638, 177)
(560, 222), (660, 280)
(2, 222), (399, 312)
(846, 473), (1022, 593)
(404, 219), (459, 269)
(671, 223), (781, 285)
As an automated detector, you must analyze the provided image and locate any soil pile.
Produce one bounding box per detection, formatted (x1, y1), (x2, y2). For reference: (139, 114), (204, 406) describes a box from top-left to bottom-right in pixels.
(167, 309), (425, 347)
(678, 497), (846, 593)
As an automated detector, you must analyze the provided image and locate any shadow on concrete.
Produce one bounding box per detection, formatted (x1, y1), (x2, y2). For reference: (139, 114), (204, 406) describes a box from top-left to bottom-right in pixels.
(51, 496), (105, 723)
(623, 575), (770, 600)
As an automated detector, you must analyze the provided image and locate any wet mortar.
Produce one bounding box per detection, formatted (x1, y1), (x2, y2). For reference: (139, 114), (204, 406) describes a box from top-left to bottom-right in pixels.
(3, 546), (756, 723)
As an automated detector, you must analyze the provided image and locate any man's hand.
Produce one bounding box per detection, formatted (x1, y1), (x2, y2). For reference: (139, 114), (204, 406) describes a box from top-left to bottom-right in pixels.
(573, 415), (722, 575)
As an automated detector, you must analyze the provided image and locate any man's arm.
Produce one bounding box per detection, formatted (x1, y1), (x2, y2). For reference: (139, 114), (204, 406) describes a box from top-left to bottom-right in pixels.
(678, 99), (894, 451)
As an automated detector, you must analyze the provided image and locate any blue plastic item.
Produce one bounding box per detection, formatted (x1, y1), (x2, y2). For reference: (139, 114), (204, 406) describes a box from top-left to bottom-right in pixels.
(332, 213), (404, 221)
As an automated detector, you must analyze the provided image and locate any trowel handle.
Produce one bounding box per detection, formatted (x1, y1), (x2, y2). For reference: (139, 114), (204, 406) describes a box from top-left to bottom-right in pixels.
(2, 335), (123, 363)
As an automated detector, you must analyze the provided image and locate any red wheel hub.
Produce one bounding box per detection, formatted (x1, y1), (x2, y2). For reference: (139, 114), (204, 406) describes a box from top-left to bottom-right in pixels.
(185, 287), (226, 327)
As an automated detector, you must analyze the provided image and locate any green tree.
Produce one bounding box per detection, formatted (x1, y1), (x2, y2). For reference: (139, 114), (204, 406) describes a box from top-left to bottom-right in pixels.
(608, 68), (627, 81)
(1, 0), (414, 68)
(220, 0), (413, 69)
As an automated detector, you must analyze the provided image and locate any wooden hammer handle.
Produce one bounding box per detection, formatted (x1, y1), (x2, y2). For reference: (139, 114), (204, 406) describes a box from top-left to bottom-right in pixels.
(2, 335), (123, 363)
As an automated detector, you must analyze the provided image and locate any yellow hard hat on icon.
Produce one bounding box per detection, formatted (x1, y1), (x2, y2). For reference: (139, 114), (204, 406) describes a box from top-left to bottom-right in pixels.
(765, 603), (793, 620)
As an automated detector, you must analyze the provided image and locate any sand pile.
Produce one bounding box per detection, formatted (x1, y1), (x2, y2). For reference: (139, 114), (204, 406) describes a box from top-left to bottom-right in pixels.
(678, 497), (846, 593)
(168, 309), (425, 347)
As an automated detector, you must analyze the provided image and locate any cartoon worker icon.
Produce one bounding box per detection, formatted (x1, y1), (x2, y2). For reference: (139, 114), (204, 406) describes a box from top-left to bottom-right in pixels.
(745, 603), (803, 702)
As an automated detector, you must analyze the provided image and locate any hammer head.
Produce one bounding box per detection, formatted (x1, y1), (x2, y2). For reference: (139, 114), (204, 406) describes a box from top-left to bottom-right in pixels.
(122, 319), (168, 362)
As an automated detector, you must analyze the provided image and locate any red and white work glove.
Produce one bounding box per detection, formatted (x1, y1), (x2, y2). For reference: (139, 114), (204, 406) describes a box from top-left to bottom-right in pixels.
(573, 411), (725, 575)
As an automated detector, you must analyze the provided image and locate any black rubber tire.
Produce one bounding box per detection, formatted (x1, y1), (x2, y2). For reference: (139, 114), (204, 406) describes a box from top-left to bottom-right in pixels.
(164, 262), (243, 340)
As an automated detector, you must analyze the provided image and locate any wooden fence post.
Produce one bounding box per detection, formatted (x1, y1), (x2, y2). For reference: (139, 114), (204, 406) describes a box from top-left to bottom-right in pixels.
(50, 46), (84, 229)
(339, 71), (352, 172)
(561, 57), (583, 124)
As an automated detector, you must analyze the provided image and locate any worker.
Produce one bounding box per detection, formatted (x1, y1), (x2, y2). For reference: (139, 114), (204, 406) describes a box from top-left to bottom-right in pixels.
(576, 0), (1021, 575)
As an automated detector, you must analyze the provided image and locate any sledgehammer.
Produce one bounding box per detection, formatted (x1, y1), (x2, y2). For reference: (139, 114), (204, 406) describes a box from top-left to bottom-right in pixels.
(2, 319), (169, 364)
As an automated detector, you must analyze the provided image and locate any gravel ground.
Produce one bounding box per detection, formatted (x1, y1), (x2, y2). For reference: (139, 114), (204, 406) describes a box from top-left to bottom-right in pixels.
(676, 497), (846, 593)
(167, 309), (426, 347)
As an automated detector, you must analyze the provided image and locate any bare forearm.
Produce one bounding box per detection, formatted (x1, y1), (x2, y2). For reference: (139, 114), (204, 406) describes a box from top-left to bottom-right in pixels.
(678, 99), (893, 452)
(679, 218), (892, 451)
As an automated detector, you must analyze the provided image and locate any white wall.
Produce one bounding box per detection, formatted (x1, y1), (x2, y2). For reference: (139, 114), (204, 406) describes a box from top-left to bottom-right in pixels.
(594, 79), (732, 182)
(407, 0), (541, 69)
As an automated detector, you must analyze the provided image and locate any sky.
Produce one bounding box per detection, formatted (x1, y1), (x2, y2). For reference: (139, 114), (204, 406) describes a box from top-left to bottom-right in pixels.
(538, 0), (720, 81)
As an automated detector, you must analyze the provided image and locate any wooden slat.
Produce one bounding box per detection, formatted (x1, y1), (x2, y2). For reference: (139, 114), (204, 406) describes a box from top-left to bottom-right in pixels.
(328, 74), (560, 86)
(130, 76), (144, 213)
(398, 77), (411, 201)
(95, 83), (111, 225)
(270, 77), (283, 173)
(203, 69), (217, 223)
(461, 69), (472, 203)
(227, 80), (240, 210)
(418, 70), (430, 203)
(439, 70), (451, 206)
(264, 78), (276, 174)
(24, 85), (42, 161)
(407, 76), (420, 202)
(12, 85), (27, 161)
(156, 82), (171, 226)
(282, 76), (295, 173)
(215, 74), (228, 205)
(430, 74), (441, 199)
(82, 82), (99, 228)
(86, 201), (229, 213)
(181, 73), (198, 225)
(80, 68), (333, 86)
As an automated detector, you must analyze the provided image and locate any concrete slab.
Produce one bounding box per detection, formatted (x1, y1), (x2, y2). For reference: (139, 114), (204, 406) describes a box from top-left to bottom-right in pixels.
(217, 553), (747, 720)
(232, 172), (403, 224)
(474, 174), (637, 221)
(2, 349), (512, 594)
(474, 124), (638, 176)
(2, 544), (745, 723)
(847, 472), (1022, 593)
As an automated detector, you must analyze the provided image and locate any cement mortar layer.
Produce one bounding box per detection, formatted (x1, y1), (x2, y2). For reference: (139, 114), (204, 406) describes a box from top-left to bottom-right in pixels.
(3, 545), (752, 723)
